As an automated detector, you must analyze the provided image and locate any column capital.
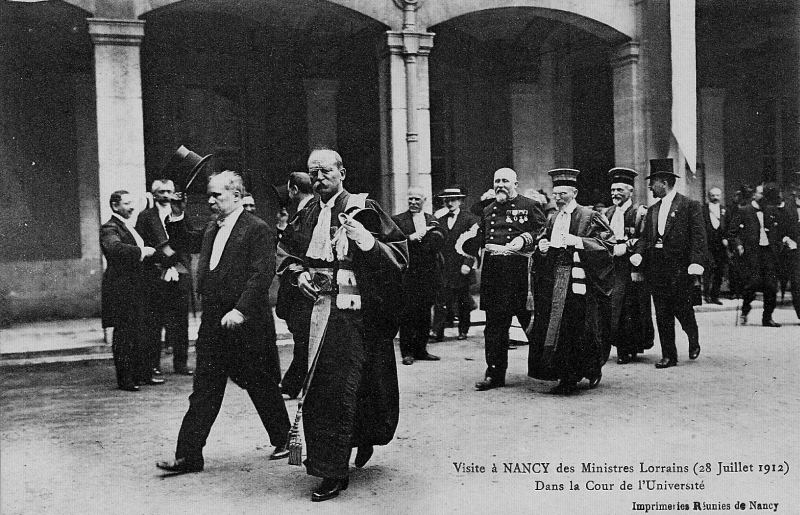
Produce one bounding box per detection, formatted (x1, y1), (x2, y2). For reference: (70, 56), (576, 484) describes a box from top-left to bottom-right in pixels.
(610, 41), (640, 68)
(88, 18), (145, 46)
(381, 31), (434, 58)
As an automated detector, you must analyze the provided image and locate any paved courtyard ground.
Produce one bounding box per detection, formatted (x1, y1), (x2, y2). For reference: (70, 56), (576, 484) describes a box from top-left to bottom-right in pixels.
(2, 305), (799, 514)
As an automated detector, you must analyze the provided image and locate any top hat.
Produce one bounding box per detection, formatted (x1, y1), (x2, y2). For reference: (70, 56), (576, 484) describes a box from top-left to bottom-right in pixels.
(271, 183), (290, 208)
(161, 145), (214, 193)
(438, 186), (467, 199)
(646, 159), (679, 179)
(607, 167), (638, 186)
(547, 168), (580, 187)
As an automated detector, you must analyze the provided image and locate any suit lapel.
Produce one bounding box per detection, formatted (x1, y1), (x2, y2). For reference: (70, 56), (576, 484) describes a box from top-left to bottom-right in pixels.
(650, 201), (661, 240)
(211, 214), (249, 278)
(664, 194), (682, 236)
(112, 216), (136, 244)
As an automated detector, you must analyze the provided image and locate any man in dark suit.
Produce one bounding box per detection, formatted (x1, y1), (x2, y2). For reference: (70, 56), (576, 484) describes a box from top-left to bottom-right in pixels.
(100, 191), (156, 391)
(431, 186), (479, 341)
(605, 167), (653, 364)
(392, 186), (445, 365)
(783, 174), (800, 321)
(631, 159), (708, 368)
(470, 168), (546, 391)
(156, 171), (290, 474)
(729, 182), (792, 327)
(703, 186), (728, 305)
(135, 179), (193, 376)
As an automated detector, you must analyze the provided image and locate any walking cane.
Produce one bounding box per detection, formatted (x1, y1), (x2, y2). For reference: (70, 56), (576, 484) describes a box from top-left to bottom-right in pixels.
(287, 322), (327, 466)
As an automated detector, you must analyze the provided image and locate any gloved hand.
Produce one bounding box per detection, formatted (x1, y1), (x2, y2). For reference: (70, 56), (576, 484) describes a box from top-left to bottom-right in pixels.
(629, 253), (643, 267)
(687, 263), (704, 276)
(613, 243), (627, 257)
(221, 309), (245, 329)
(343, 217), (375, 250)
(538, 238), (550, 253)
(507, 236), (525, 252)
(460, 264), (471, 275)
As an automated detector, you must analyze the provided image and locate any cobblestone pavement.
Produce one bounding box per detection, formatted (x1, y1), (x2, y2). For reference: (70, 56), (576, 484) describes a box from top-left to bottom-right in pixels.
(2, 306), (799, 515)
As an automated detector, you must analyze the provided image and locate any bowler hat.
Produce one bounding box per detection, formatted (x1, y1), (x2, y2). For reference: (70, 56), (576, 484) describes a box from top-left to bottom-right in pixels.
(161, 145), (214, 192)
(607, 167), (638, 186)
(646, 159), (679, 179)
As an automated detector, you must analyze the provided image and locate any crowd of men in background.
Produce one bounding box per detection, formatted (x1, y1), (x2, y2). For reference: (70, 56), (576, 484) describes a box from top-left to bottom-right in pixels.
(99, 146), (800, 500)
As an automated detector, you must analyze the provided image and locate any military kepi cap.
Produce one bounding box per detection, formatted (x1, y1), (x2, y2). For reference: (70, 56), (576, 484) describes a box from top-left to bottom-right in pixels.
(608, 167), (638, 186)
(646, 158), (679, 179)
(548, 168), (580, 187)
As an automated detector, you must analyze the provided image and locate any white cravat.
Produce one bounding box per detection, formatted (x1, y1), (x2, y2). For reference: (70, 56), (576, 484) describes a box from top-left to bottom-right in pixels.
(610, 199), (631, 239)
(209, 206), (244, 270)
(156, 203), (171, 232)
(306, 191), (343, 262)
(753, 201), (769, 246)
(550, 200), (577, 248)
(708, 203), (721, 230)
(657, 189), (677, 236)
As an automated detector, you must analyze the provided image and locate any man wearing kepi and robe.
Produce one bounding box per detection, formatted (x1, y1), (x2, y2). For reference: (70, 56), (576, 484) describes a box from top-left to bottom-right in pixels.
(278, 148), (408, 502)
(466, 167), (546, 391)
(604, 167), (654, 364)
(528, 169), (614, 395)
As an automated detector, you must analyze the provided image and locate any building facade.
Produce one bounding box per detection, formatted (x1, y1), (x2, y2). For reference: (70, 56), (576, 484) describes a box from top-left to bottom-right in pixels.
(1, 0), (797, 323)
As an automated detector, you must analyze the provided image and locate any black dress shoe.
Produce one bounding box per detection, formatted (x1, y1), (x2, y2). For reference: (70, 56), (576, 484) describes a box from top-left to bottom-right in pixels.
(415, 352), (440, 361)
(153, 368), (163, 376)
(457, 333), (468, 340)
(549, 381), (577, 395)
(156, 457), (203, 474)
(311, 477), (349, 502)
(588, 372), (602, 389)
(354, 445), (373, 468)
(689, 345), (701, 360)
(762, 319), (782, 327)
(118, 384), (140, 392)
(655, 358), (677, 369)
(269, 443), (289, 460)
(142, 377), (165, 385)
(616, 355), (632, 364)
(474, 377), (504, 391)
(401, 356), (414, 366)
(710, 298), (723, 305)
(174, 367), (193, 375)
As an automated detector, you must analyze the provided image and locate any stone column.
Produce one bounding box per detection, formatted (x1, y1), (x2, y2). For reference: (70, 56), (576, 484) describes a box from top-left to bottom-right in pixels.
(611, 41), (648, 202)
(699, 88), (726, 198)
(304, 79), (339, 149)
(378, 31), (434, 213)
(87, 19), (146, 223)
(72, 72), (100, 261)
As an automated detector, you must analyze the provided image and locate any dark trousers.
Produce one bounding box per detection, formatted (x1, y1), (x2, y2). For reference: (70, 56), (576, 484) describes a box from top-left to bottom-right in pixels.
(651, 292), (699, 362)
(112, 315), (147, 387)
(789, 250), (800, 319)
(703, 248), (726, 300)
(175, 319), (289, 462)
(483, 309), (532, 381)
(143, 274), (191, 372)
(741, 246), (778, 321)
(399, 292), (434, 358)
(280, 306), (311, 398)
(432, 286), (472, 336)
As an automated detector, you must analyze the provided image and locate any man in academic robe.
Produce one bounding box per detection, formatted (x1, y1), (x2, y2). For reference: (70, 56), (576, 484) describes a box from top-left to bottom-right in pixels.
(278, 148), (408, 502)
(630, 159), (708, 368)
(392, 186), (445, 365)
(156, 170), (291, 474)
(100, 191), (156, 391)
(605, 167), (654, 364)
(528, 169), (614, 394)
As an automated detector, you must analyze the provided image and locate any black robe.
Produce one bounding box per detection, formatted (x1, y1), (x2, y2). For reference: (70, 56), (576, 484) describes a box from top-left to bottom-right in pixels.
(528, 204), (614, 383)
(278, 190), (408, 479)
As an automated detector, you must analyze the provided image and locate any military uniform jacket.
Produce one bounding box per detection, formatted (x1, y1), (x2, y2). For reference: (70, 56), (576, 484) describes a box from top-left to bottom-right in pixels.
(476, 194), (546, 312)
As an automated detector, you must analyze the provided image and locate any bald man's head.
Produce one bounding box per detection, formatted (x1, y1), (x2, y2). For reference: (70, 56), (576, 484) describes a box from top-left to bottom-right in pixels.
(493, 167), (518, 203)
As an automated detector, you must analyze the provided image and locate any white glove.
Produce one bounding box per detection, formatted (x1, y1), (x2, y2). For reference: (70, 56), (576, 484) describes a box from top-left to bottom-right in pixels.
(343, 217), (375, 250)
(784, 237), (798, 250)
(221, 309), (245, 329)
(613, 243), (627, 257)
(564, 234), (582, 247)
(460, 264), (471, 275)
(141, 246), (156, 260)
(629, 253), (643, 267)
(163, 267), (180, 282)
(538, 238), (550, 253)
(687, 263), (704, 276)
(507, 236), (525, 252)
